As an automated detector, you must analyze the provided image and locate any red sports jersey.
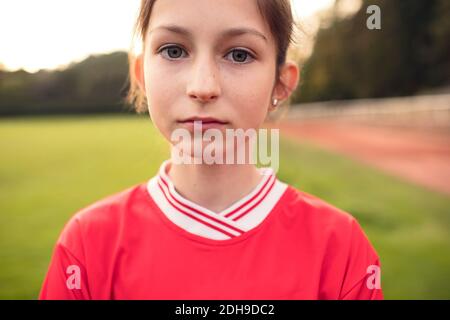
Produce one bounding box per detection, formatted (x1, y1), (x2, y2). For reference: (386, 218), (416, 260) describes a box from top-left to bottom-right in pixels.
(39, 160), (383, 300)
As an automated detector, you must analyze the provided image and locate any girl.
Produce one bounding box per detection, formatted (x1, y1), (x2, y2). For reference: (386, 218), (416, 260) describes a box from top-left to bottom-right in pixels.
(39, 0), (383, 300)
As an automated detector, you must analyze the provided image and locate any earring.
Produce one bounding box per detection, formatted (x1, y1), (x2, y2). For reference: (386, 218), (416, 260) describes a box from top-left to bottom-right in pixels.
(272, 98), (279, 107)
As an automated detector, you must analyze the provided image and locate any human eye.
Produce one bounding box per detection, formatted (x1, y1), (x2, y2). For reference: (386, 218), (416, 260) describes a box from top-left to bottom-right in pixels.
(225, 48), (256, 64)
(157, 44), (188, 60)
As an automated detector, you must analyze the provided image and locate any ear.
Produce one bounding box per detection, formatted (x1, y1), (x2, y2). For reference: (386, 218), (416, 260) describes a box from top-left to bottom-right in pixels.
(134, 54), (146, 92)
(271, 60), (300, 107)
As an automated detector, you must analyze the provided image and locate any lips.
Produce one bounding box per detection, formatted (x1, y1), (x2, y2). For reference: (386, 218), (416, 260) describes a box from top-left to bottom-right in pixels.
(178, 117), (229, 125)
(177, 117), (229, 131)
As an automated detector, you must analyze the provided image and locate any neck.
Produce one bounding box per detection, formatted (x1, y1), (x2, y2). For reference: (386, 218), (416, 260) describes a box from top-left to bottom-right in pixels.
(167, 158), (263, 213)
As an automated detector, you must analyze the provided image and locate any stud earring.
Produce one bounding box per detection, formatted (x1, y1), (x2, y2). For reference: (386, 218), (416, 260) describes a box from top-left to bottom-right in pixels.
(272, 98), (279, 107)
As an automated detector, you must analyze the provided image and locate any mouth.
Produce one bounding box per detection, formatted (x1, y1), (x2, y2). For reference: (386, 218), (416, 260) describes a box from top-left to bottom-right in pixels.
(177, 117), (230, 131)
(177, 117), (229, 125)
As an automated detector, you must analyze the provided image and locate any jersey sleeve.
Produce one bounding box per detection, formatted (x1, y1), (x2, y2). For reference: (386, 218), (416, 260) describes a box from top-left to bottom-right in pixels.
(39, 214), (92, 300)
(338, 219), (384, 300)
(339, 258), (384, 300)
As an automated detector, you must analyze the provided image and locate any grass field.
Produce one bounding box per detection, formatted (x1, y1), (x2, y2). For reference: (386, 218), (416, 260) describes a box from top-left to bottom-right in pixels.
(1, 114), (449, 299)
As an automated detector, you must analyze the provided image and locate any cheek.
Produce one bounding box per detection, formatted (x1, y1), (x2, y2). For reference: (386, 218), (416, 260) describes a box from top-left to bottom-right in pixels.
(227, 67), (274, 129)
(144, 61), (178, 141)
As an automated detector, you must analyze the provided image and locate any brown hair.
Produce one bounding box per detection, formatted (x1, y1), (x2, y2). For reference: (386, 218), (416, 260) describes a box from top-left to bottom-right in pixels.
(126, 0), (298, 114)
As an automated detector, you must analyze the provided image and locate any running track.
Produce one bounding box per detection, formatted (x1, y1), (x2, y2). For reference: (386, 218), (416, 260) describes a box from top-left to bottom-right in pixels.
(273, 119), (450, 196)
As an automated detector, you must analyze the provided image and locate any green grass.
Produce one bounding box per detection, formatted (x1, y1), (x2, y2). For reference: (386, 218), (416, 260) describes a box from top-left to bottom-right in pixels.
(279, 138), (450, 299)
(1, 115), (449, 299)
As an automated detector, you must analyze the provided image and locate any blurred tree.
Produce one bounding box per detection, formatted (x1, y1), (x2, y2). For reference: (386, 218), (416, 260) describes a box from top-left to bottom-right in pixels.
(296, 0), (450, 103)
(0, 52), (131, 116)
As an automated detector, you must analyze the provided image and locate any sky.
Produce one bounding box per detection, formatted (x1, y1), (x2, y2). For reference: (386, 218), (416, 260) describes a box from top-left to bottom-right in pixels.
(0, 0), (335, 73)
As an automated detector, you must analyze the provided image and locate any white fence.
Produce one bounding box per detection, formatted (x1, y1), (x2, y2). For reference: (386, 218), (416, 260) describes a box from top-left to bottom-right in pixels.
(287, 94), (450, 129)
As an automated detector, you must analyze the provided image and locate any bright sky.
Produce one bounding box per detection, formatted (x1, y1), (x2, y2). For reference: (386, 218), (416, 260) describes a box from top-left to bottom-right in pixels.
(0, 0), (334, 73)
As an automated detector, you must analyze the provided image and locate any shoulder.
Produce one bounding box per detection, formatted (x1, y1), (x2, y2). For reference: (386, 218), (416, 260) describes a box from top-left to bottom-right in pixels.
(278, 184), (379, 259)
(56, 182), (149, 253)
(279, 185), (356, 232)
(279, 185), (382, 298)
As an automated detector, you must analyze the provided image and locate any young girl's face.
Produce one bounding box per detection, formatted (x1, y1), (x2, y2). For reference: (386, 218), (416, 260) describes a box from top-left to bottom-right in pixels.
(139, 0), (289, 144)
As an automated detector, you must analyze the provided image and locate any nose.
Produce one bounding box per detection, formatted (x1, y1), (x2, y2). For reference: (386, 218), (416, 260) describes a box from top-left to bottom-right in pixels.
(186, 54), (221, 104)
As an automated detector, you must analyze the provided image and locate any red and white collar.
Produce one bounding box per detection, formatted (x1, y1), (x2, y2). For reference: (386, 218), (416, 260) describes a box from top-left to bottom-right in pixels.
(147, 160), (287, 241)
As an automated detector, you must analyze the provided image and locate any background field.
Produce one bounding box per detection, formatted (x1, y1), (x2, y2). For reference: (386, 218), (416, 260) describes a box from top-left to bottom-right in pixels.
(1, 115), (449, 299)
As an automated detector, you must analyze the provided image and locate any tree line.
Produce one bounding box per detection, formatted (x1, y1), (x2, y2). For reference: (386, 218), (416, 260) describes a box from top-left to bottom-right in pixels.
(1, 0), (449, 115)
(295, 0), (450, 103)
(0, 52), (131, 116)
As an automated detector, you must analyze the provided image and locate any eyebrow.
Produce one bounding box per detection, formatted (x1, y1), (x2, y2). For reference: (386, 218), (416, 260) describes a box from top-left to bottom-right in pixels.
(148, 24), (268, 43)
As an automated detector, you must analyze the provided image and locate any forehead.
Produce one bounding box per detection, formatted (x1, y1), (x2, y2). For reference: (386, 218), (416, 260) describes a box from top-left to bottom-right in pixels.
(147, 0), (273, 43)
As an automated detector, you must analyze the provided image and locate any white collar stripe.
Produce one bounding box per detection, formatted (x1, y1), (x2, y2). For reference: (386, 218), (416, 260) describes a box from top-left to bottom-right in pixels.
(158, 176), (245, 234)
(159, 162), (275, 219)
(158, 170), (223, 217)
(221, 173), (274, 218)
(146, 160), (288, 241)
(230, 175), (277, 221)
(158, 182), (244, 236)
(224, 174), (275, 220)
(159, 181), (241, 238)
